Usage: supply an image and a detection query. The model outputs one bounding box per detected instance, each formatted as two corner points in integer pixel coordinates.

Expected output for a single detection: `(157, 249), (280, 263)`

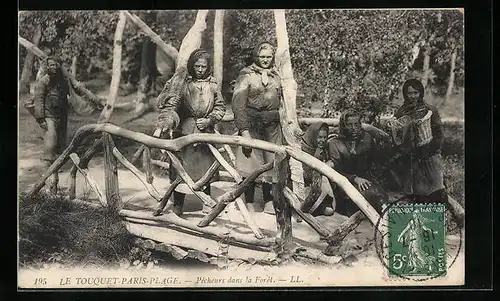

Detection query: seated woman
(300, 122), (335, 216)
(155, 49), (226, 216)
(328, 110), (388, 216)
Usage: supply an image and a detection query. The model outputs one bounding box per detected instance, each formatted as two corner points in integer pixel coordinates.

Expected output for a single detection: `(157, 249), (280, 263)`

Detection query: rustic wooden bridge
(23, 121), (397, 266)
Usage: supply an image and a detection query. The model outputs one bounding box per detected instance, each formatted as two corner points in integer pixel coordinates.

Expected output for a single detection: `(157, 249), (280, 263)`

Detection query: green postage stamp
(387, 203), (447, 278)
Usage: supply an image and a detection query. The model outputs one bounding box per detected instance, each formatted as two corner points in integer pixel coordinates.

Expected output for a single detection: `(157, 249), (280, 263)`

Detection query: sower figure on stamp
(300, 122), (336, 216)
(328, 110), (389, 216)
(232, 42), (284, 214)
(32, 57), (71, 194)
(388, 79), (447, 204)
(155, 49), (226, 216)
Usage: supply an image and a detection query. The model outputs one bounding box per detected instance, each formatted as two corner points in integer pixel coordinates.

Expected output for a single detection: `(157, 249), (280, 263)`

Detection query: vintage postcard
(17, 8), (465, 289)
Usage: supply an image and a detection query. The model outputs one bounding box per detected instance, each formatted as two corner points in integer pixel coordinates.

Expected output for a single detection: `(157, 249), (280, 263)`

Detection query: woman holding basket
(389, 79), (448, 204)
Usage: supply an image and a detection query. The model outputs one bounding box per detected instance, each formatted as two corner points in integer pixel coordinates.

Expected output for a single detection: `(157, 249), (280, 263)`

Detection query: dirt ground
(17, 94), (464, 282)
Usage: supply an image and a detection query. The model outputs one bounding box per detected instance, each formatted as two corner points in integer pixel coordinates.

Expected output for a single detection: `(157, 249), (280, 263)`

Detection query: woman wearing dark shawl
(232, 41), (283, 214)
(390, 79), (447, 203)
(300, 122), (335, 216)
(156, 49), (226, 216)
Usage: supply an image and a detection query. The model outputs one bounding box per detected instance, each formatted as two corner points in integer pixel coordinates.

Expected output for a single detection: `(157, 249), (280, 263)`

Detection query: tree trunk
(273, 9), (306, 201)
(213, 10), (224, 89)
(421, 45), (431, 88)
(19, 26), (42, 94)
(98, 11), (127, 123)
(444, 44), (457, 105)
(71, 55), (78, 77)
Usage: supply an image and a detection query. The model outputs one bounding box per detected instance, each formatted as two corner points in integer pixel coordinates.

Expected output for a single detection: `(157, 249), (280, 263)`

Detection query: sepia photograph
(17, 8), (465, 288)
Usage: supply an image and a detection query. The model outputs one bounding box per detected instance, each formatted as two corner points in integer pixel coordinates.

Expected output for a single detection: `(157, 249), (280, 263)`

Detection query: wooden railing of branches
(24, 122), (390, 258)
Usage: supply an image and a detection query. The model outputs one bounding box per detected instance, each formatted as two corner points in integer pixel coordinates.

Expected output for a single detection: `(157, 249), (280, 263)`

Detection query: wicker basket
(388, 115), (413, 146)
(415, 110), (433, 147)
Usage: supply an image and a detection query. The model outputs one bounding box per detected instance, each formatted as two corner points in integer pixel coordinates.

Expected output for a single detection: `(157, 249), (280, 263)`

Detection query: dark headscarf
(395, 79), (428, 118)
(338, 109), (362, 139)
(252, 41), (276, 68)
(187, 49), (212, 80)
(301, 122), (329, 156)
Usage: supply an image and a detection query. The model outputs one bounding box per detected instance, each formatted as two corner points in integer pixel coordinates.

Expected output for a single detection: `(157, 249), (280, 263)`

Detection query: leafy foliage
(18, 9), (463, 119)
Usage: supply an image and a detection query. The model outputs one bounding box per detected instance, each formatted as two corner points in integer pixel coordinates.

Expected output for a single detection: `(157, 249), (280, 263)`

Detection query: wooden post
(273, 9), (306, 201)
(272, 151), (293, 245)
(143, 147), (154, 184)
(68, 137), (103, 200)
(69, 153), (107, 207)
(103, 134), (121, 211)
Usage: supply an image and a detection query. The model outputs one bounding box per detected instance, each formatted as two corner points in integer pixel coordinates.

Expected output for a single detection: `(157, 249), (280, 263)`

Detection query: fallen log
(69, 153), (107, 207)
(120, 209), (274, 248)
(112, 147), (161, 201)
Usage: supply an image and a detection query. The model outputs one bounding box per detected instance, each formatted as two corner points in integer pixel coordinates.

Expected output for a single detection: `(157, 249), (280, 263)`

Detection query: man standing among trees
(32, 56), (71, 194)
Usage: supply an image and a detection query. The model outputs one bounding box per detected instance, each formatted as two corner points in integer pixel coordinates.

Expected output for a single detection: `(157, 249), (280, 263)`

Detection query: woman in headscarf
(300, 122), (335, 216)
(232, 41), (283, 214)
(328, 109), (388, 216)
(156, 49), (226, 216)
(390, 79), (447, 204)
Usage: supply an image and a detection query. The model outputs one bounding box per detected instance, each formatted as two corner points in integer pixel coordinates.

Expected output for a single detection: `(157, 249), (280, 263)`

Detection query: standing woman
(390, 79), (447, 204)
(156, 49), (226, 216)
(232, 42), (283, 214)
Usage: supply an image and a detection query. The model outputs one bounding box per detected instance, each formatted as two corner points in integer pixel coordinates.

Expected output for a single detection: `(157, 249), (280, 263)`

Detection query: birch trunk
(444, 44), (457, 104)
(213, 10), (224, 89)
(273, 9), (306, 201)
(71, 55), (78, 77)
(98, 11), (127, 123)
